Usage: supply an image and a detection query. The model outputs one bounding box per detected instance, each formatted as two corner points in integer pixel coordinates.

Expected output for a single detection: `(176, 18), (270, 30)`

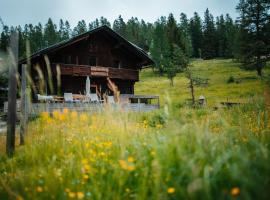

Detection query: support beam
(20, 64), (28, 145)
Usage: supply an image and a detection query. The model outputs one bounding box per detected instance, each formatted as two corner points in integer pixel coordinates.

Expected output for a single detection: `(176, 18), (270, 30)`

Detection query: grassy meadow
(0, 59), (270, 200)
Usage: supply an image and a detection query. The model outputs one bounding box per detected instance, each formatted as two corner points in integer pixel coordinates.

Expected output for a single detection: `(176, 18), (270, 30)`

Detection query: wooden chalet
(18, 25), (159, 112)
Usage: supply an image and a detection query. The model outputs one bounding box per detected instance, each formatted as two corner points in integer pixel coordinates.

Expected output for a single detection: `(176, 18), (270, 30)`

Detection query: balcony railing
(52, 63), (139, 81)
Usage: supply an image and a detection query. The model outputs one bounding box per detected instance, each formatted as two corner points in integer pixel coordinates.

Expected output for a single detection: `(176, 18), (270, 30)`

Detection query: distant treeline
(0, 9), (237, 60)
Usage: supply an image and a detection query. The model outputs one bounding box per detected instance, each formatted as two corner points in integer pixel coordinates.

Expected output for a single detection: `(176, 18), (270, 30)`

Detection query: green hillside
(136, 59), (268, 107)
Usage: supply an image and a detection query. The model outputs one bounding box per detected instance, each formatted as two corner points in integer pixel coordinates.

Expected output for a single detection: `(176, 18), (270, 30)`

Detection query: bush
(148, 112), (167, 127)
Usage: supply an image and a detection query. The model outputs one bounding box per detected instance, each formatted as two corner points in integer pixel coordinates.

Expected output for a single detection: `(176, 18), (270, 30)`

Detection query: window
(89, 57), (96, 66)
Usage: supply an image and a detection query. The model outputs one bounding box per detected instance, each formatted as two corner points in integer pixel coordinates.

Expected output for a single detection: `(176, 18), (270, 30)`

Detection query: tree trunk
(187, 70), (195, 106)
(190, 78), (195, 106)
(256, 56), (262, 77)
(170, 77), (174, 87)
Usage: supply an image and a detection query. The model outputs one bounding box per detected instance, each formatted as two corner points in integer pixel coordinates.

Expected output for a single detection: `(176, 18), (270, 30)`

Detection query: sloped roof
(19, 25), (154, 66)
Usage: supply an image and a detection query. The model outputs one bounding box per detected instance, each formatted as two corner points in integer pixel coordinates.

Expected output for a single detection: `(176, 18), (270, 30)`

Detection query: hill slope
(135, 59), (268, 107)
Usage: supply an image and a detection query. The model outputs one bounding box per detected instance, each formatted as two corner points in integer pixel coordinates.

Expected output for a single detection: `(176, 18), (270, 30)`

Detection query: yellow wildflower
(36, 186), (43, 193)
(156, 124), (163, 129)
(125, 188), (130, 193)
(81, 159), (88, 164)
(58, 113), (66, 121)
(83, 174), (89, 180)
(119, 160), (128, 169)
(16, 196), (24, 200)
(80, 114), (88, 122)
(68, 191), (76, 198)
(127, 165), (135, 171)
(77, 192), (84, 199)
(100, 152), (106, 157)
(71, 111), (78, 119)
(127, 156), (135, 163)
(231, 187), (240, 197)
(167, 187), (175, 194)
(63, 108), (69, 115)
(83, 164), (91, 172)
(41, 112), (49, 120)
(52, 110), (60, 119)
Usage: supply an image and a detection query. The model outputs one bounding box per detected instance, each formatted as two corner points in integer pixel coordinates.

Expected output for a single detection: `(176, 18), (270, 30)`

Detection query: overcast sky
(0, 0), (239, 29)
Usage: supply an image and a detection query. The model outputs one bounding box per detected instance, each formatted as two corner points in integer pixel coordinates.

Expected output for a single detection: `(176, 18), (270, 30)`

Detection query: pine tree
(189, 12), (203, 58)
(236, 0), (270, 76)
(216, 15), (227, 57)
(150, 17), (169, 75)
(0, 25), (9, 52)
(113, 15), (127, 37)
(73, 20), (87, 36)
(224, 14), (236, 58)
(17, 25), (26, 59)
(166, 13), (180, 53)
(44, 18), (58, 47)
(99, 17), (111, 27)
(59, 19), (70, 40)
(126, 17), (140, 44)
(34, 23), (44, 51)
(202, 8), (216, 59)
(179, 13), (193, 57)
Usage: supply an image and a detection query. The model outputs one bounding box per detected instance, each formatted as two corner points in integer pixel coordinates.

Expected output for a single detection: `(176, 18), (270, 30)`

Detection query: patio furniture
(90, 93), (99, 103)
(108, 96), (115, 104)
(37, 94), (54, 102)
(64, 93), (74, 102)
(53, 96), (64, 103)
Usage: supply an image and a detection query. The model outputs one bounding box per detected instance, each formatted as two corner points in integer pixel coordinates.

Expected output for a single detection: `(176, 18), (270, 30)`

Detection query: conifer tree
(236, 0), (270, 76)
(179, 13), (193, 57)
(113, 15), (127, 37)
(150, 16), (169, 75)
(189, 12), (203, 58)
(202, 8), (216, 59)
(73, 20), (87, 36)
(44, 18), (58, 47)
(0, 25), (9, 52)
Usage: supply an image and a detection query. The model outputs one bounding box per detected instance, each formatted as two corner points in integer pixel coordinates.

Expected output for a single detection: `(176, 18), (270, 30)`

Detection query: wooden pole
(20, 64), (28, 145)
(6, 31), (18, 157)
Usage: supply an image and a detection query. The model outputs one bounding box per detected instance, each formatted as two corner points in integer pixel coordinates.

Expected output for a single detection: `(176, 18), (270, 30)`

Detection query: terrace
(53, 63), (139, 81)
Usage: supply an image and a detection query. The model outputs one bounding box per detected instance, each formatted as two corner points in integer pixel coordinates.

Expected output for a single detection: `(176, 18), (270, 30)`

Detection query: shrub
(148, 112), (167, 127)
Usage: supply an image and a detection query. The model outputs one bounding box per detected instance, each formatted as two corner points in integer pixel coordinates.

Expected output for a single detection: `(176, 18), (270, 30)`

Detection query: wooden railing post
(6, 31), (18, 157)
(20, 64), (28, 145)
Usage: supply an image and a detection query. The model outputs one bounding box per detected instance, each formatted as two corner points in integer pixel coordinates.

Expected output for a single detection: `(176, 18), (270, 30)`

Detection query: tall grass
(0, 97), (269, 200)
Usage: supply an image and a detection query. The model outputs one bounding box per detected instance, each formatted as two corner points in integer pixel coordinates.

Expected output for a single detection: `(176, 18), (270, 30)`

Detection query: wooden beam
(20, 64), (28, 145)
(6, 31), (18, 157)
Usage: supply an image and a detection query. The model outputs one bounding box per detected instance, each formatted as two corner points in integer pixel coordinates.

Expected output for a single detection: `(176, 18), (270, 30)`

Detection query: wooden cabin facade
(19, 26), (154, 100)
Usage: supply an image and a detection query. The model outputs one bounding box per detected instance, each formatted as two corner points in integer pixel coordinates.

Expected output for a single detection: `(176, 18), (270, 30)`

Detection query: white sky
(0, 0), (239, 28)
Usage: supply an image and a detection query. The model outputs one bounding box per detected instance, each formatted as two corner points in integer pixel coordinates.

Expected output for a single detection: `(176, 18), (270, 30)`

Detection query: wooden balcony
(52, 63), (139, 81)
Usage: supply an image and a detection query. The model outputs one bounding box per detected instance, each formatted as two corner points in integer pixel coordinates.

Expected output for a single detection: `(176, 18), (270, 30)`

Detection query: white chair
(64, 93), (73, 102)
(90, 93), (99, 102)
(37, 94), (54, 102)
(108, 96), (115, 104)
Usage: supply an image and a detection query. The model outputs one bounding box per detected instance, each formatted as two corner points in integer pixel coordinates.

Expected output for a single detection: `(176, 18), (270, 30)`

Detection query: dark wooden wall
(50, 33), (142, 69)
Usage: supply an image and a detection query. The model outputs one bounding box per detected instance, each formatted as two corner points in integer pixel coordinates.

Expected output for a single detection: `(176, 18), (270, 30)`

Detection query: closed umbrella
(86, 76), (91, 99)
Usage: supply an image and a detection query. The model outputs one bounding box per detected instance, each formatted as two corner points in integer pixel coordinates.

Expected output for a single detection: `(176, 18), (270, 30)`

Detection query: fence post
(20, 64), (28, 145)
(6, 31), (18, 157)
